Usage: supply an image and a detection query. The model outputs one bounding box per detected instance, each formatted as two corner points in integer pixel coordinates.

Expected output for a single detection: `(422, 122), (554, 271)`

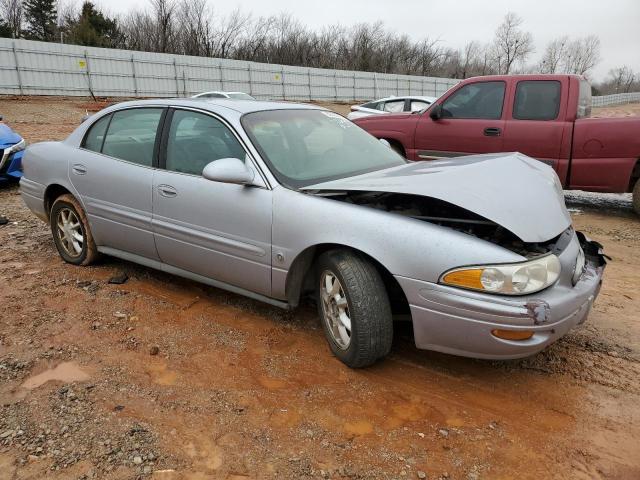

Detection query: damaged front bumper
(395, 231), (606, 360)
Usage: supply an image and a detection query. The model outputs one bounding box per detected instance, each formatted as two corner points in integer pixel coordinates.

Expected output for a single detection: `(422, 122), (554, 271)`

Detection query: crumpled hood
(302, 152), (571, 243)
(0, 123), (22, 147)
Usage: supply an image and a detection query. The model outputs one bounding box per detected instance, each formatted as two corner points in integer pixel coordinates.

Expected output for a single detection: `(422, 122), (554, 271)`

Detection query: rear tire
(50, 194), (98, 266)
(633, 178), (640, 216)
(316, 249), (393, 368)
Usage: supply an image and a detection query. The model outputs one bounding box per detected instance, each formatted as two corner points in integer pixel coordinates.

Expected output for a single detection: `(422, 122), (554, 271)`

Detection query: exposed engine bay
(317, 190), (566, 257)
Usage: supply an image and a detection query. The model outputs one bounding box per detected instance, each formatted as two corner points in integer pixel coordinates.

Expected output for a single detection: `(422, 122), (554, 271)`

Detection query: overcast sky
(103, 0), (639, 81)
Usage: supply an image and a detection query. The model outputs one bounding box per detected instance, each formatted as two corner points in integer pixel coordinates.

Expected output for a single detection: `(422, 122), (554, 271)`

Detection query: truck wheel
(50, 194), (98, 266)
(634, 178), (640, 215)
(316, 249), (393, 368)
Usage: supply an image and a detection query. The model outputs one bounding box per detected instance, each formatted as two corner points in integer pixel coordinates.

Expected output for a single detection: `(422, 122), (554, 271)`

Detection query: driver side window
(441, 81), (506, 119)
(165, 110), (246, 176)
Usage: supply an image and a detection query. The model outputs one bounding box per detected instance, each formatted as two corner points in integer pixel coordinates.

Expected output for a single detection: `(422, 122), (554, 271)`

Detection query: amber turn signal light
(491, 329), (534, 341)
(441, 269), (484, 290)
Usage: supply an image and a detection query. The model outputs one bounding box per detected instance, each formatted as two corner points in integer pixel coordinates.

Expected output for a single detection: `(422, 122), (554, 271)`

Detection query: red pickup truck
(353, 74), (640, 214)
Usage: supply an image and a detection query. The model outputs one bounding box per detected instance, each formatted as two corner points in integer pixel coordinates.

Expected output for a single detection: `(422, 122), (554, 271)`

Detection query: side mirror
(429, 104), (443, 121)
(379, 138), (391, 149)
(202, 158), (255, 185)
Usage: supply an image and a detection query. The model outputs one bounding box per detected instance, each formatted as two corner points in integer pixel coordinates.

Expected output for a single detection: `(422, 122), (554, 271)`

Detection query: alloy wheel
(56, 207), (84, 257)
(320, 270), (352, 349)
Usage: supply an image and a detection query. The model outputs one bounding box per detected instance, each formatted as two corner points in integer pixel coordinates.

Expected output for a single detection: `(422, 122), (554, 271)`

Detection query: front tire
(50, 194), (98, 266)
(633, 178), (640, 216)
(316, 250), (393, 368)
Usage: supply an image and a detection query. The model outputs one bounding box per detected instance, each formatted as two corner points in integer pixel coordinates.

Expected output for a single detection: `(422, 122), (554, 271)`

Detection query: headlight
(6, 138), (26, 154)
(440, 254), (561, 295)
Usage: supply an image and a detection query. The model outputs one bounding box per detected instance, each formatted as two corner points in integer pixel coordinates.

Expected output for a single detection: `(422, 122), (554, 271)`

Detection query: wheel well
(629, 159), (640, 192)
(44, 184), (72, 218)
(383, 138), (406, 158)
(285, 244), (410, 315)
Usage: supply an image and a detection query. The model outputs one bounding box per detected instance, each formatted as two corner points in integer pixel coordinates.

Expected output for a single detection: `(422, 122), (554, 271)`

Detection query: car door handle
(157, 184), (177, 198)
(72, 164), (87, 175)
(483, 127), (502, 137)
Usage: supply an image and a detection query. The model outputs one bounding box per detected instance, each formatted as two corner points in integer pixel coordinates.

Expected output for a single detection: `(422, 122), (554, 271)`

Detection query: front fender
(271, 187), (523, 301)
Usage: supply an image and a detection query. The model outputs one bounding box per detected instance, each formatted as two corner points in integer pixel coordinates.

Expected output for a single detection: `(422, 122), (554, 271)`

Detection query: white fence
(592, 92), (640, 107)
(0, 38), (459, 102)
(1, 39), (637, 107)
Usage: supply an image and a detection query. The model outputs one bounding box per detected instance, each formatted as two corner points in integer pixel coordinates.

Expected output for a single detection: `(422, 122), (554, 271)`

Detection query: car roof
(365, 95), (436, 103)
(193, 91), (249, 96)
(99, 98), (325, 115)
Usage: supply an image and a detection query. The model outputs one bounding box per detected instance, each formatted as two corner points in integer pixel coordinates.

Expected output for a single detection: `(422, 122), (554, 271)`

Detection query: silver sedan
(20, 99), (606, 367)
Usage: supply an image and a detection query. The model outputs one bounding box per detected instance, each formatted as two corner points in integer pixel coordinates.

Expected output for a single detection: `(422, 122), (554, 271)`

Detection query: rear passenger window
(82, 114), (111, 152)
(165, 110), (245, 176)
(383, 100), (405, 113)
(101, 108), (163, 166)
(513, 81), (561, 120)
(410, 100), (430, 112)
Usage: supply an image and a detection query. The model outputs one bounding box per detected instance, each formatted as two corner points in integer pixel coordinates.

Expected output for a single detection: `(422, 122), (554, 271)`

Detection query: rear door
(151, 108), (272, 296)
(71, 107), (165, 260)
(502, 78), (572, 178)
(414, 80), (507, 160)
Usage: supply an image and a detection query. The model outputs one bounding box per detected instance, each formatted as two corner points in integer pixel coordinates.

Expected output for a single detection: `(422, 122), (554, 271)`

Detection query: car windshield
(227, 93), (255, 100)
(242, 109), (406, 188)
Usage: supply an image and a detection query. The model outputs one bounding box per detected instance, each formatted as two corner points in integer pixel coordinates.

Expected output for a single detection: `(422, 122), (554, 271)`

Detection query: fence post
(130, 55), (138, 96)
(353, 71), (356, 102)
(281, 66), (286, 100)
(11, 42), (23, 95)
(219, 62), (224, 90)
(334, 70), (338, 102)
(308, 68), (312, 101)
(173, 58), (179, 96)
(182, 71), (187, 97)
(373, 73), (378, 99)
(84, 51), (95, 99)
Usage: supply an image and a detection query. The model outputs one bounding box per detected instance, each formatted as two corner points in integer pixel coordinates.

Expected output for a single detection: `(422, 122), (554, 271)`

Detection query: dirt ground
(0, 97), (639, 480)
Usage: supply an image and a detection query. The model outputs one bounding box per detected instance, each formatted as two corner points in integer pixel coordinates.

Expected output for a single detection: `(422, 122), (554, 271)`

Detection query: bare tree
(539, 36), (568, 74)
(120, 9), (156, 52)
(234, 15), (275, 62)
(608, 66), (636, 93)
(492, 12), (534, 74)
(176, 0), (211, 56)
(562, 35), (600, 76)
(149, 0), (175, 53)
(210, 8), (250, 59)
(0, 0), (22, 38)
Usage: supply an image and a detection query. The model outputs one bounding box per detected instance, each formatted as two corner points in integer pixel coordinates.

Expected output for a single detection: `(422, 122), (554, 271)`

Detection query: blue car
(0, 115), (25, 183)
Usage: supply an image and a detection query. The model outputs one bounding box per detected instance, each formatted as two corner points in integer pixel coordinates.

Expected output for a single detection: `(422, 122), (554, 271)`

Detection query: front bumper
(395, 232), (606, 359)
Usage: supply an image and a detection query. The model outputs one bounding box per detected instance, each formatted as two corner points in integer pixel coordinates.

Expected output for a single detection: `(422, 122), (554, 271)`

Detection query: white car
(192, 91), (256, 100)
(347, 96), (438, 120)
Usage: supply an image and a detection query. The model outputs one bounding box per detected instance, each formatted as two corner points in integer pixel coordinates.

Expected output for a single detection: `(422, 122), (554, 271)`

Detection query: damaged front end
(312, 190), (564, 257)
(301, 153), (606, 358)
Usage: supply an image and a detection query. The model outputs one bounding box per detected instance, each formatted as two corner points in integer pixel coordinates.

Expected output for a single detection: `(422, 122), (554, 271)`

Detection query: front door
(152, 108), (272, 296)
(70, 107), (165, 260)
(415, 80), (507, 160)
